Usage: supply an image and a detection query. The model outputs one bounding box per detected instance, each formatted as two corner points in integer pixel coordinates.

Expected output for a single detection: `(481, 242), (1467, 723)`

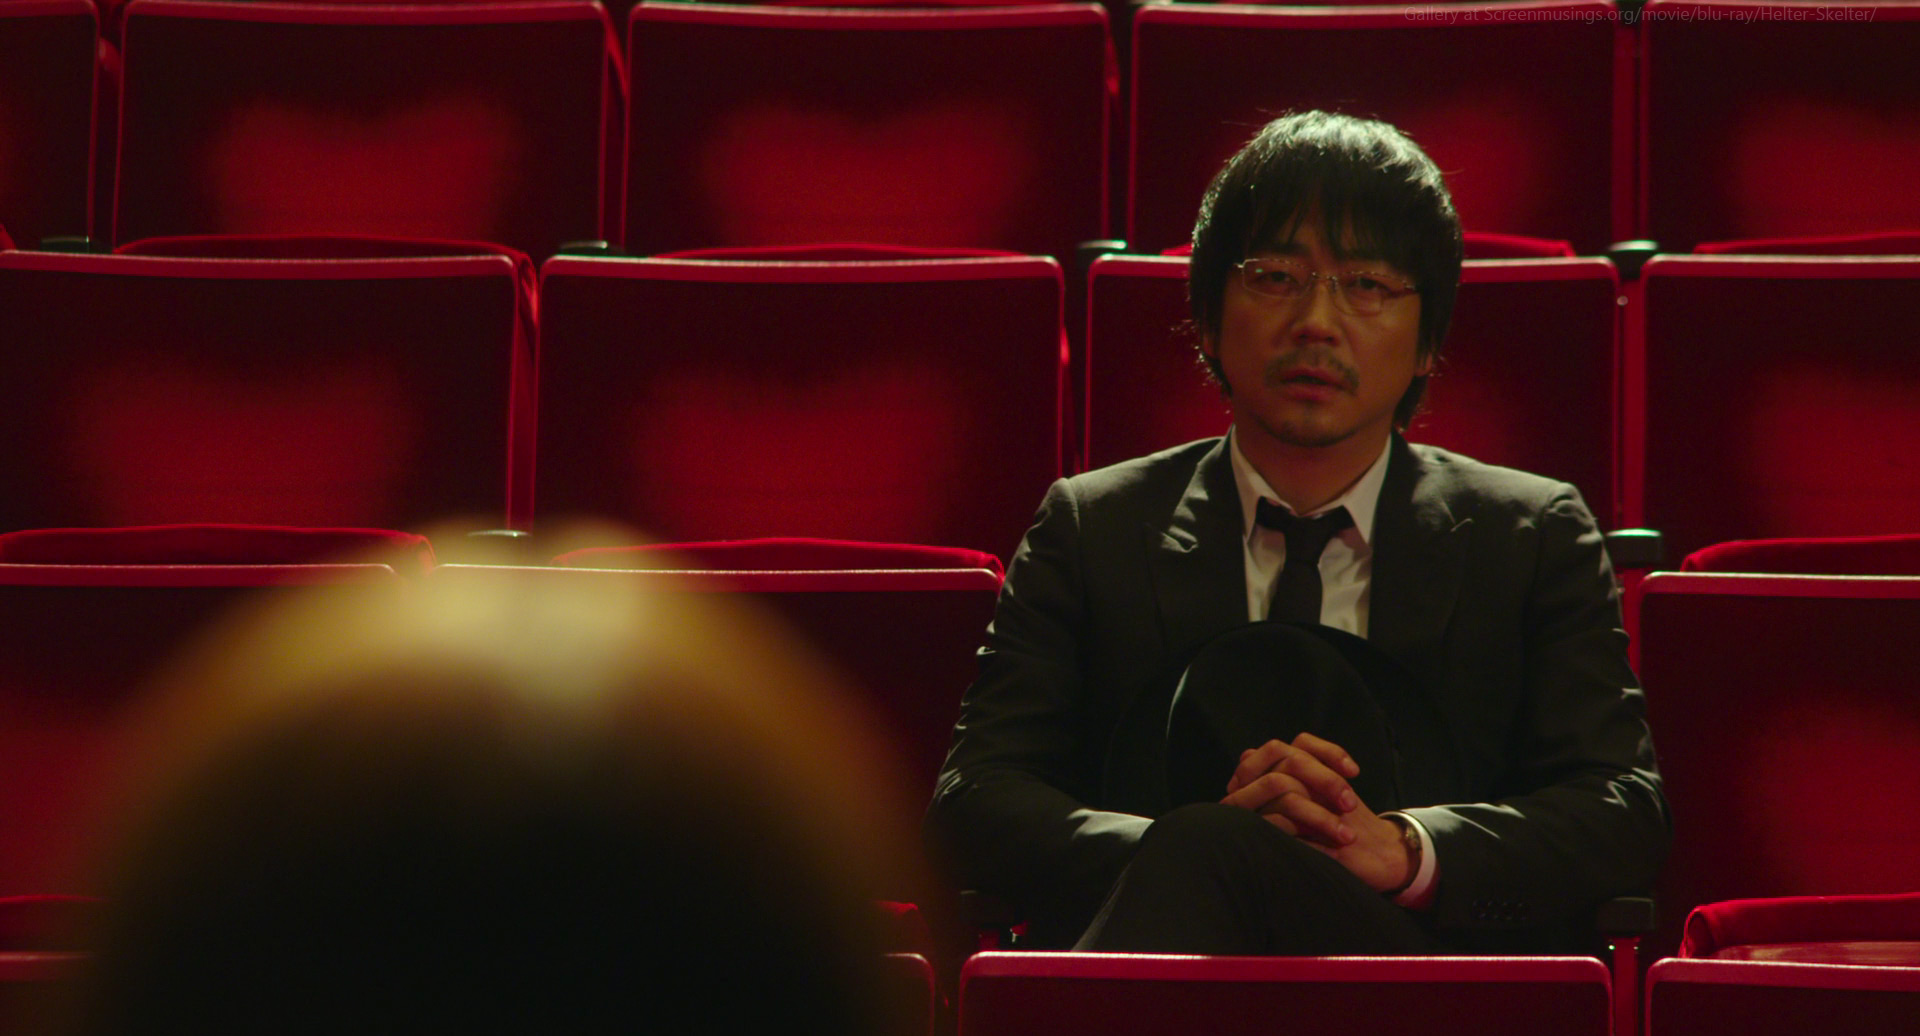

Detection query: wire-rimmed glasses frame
(1232, 256), (1420, 316)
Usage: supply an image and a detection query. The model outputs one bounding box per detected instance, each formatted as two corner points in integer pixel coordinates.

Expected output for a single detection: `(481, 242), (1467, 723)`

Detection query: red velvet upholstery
(556, 538), (1005, 582)
(113, 0), (616, 258)
(0, 525), (436, 576)
(1647, 958), (1920, 1036)
(1695, 231), (1920, 256)
(431, 562), (998, 827)
(1129, 3), (1628, 255)
(958, 953), (1612, 1036)
(0, 0), (96, 248)
(1084, 254), (1622, 526)
(534, 254), (1064, 559)
(1623, 255), (1920, 561)
(115, 233), (534, 263)
(1463, 232), (1579, 259)
(0, 563), (403, 897)
(1681, 535), (1920, 576)
(1636, 573), (1920, 960)
(0, 250), (530, 532)
(623, 2), (1111, 261)
(1682, 893), (1920, 964)
(1640, 1), (1920, 251)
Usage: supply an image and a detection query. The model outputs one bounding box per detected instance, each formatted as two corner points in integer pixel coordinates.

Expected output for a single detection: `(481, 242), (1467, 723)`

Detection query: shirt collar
(1229, 430), (1392, 549)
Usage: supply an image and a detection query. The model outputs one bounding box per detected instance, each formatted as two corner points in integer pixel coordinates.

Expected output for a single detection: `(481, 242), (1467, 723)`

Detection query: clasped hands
(1222, 732), (1412, 894)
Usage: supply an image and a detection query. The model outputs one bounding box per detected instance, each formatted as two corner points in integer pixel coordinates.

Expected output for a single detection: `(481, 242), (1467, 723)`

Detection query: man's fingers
(1291, 731), (1361, 778)
(1221, 773), (1356, 845)
(1227, 736), (1363, 815)
(1228, 739), (1293, 793)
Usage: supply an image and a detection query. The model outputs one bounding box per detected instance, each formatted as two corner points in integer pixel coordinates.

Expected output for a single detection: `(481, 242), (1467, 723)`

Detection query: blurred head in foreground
(66, 552), (927, 1034)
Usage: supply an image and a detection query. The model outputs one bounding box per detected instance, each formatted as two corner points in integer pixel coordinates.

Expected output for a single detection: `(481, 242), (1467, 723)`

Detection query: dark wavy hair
(1189, 111), (1464, 429)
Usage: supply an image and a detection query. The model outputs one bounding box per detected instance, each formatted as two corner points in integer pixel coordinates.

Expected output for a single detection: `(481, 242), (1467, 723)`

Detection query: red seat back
(0, 0), (97, 248)
(1637, 573), (1920, 958)
(0, 250), (530, 532)
(1648, 958), (1920, 1036)
(114, 0), (615, 258)
(1639, 1), (1920, 250)
(534, 253), (1064, 558)
(1624, 255), (1920, 559)
(1129, 3), (1628, 255)
(622, 2), (1111, 261)
(959, 953), (1612, 1036)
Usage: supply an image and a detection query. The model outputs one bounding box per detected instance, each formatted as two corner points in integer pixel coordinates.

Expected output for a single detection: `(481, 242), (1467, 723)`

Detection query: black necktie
(1256, 500), (1353, 625)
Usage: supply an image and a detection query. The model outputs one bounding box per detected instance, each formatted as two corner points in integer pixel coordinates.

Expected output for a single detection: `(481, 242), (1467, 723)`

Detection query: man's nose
(1292, 273), (1343, 333)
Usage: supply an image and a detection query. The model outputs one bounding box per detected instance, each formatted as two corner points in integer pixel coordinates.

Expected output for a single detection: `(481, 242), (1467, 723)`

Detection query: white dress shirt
(1226, 432), (1438, 907)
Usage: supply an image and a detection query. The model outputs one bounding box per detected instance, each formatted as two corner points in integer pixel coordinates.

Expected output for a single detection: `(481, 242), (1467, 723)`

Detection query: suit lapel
(1102, 440), (1247, 813)
(1368, 436), (1472, 685)
(1146, 439), (1249, 662)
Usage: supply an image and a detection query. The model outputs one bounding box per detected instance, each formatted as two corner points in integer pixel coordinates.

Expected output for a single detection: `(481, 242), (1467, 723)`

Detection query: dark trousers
(1073, 803), (1446, 955)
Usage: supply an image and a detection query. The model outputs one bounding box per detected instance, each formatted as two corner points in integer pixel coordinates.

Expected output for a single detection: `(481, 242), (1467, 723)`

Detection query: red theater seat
(1623, 254), (1920, 561)
(1647, 958), (1920, 1036)
(0, 562), (403, 898)
(533, 252), (1064, 559)
(1694, 230), (1920, 257)
(112, 0), (616, 258)
(622, 2), (1111, 261)
(0, 0), (97, 248)
(1681, 534), (1920, 576)
(1128, 2), (1628, 255)
(0, 525), (437, 575)
(958, 953), (1612, 1036)
(0, 250), (531, 533)
(555, 536), (1004, 581)
(1639, 1), (1920, 251)
(1681, 893), (1920, 966)
(1084, 254), (1622, 526)
(1636, 573), (1920, 960)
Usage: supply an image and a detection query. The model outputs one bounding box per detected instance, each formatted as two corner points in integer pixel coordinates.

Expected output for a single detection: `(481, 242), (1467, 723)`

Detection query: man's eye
(1345, 274), (1394, 296)
(1252, 266), (1305, 290)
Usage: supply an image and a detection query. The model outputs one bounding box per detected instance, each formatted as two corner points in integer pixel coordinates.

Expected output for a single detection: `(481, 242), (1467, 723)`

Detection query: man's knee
(1133, 802), (1312, 879)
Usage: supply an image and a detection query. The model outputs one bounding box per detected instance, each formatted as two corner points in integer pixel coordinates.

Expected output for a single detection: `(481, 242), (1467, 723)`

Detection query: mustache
(1263, 351), (1360, 392)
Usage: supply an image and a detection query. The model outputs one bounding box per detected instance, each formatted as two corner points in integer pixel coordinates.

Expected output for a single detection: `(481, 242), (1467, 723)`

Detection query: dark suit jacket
(928, 435), (1670, 948)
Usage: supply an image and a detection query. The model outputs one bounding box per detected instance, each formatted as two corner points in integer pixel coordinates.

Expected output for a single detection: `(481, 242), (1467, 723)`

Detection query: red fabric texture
(657, 243), (1023, 262)
(115, 234), (533, 264)
(623, 4), (1110, 262)
(1695, 231), (1920, 256)
(0, 525), (435, 575)
(1681, 893), (1920, 959)
(555, 538), (1004, 580)
(1461, 232), (1577, 259)
(874, 900), (936, 957)
(1682, 535), (1920, 576)
(1158, 232), (1574, 260)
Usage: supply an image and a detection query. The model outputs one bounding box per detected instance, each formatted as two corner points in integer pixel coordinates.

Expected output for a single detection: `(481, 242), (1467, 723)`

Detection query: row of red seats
(4, 0), (1918, 257)
(3, 535), (1919, 1034)
(4, 243), (1918, 568)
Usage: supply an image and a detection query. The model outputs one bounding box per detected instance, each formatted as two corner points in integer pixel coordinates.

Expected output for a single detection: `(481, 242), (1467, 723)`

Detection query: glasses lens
(1340, 273), (1399, 315)
(1241, 259), (1310, 299)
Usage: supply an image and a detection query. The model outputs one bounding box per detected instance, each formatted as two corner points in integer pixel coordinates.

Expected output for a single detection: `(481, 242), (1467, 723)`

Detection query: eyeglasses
(1234, 257), (1419, 316)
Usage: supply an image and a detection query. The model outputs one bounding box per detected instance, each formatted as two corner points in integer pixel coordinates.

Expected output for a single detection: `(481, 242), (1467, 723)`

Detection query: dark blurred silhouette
(58, 533), (930, 1034)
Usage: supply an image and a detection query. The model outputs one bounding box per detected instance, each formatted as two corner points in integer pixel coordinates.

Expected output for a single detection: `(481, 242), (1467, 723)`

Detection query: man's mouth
(1272, 365), (1353, 391)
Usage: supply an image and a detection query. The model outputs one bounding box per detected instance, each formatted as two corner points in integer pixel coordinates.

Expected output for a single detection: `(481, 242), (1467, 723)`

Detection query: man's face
(1201, 219), (1428, 457)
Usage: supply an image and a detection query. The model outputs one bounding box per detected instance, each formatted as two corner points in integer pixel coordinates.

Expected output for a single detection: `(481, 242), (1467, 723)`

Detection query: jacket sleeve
(1405, 486), (1672, 934)
(925, 478), (1151, 933)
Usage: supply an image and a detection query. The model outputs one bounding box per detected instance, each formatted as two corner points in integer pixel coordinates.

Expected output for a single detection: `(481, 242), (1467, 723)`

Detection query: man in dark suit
(927, 111), (1669, 953)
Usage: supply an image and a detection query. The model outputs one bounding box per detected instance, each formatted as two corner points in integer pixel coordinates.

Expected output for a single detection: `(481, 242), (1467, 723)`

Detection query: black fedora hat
(1165, 621), (1451, 813)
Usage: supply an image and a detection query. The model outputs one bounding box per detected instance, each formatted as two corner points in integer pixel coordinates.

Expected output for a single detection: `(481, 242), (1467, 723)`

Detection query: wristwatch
(1382, 811), (1422, 897)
